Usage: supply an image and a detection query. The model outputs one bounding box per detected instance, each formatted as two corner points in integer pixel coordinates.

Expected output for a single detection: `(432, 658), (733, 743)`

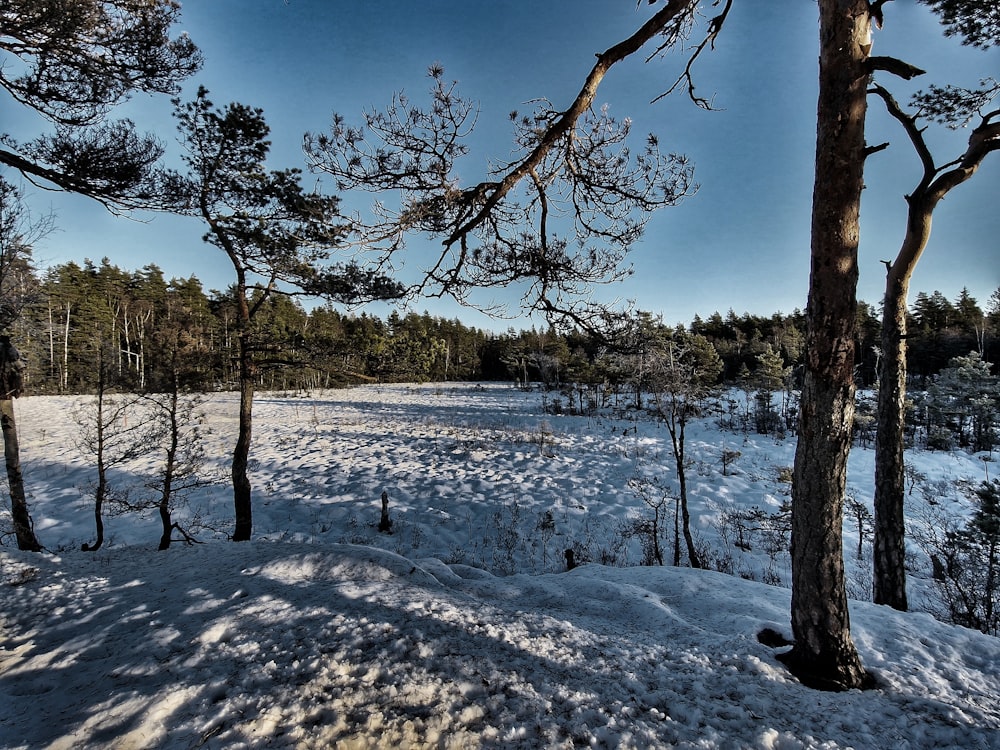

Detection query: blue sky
(11, 0), (1000, 329)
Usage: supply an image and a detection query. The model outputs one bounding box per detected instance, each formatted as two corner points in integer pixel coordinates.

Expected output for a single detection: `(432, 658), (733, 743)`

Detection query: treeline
(7, 258), (999, 395)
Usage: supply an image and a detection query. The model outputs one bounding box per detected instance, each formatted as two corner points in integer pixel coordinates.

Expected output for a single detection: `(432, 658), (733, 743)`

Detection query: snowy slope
(1, 383), (997, 748)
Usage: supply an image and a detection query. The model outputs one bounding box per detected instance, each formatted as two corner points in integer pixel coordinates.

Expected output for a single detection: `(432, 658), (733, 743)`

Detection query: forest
(7, 257), (999, 399)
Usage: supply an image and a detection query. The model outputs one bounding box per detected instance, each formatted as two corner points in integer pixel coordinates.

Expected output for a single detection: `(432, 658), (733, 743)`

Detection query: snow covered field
(1, 383), (998, 748)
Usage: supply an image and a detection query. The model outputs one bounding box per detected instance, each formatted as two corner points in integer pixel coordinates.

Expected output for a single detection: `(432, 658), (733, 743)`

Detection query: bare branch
(864, 141), (891, 157)
(652, 0), (734, 107)
(869, 82), (937, 193)
(866, 56), (926, 80)
(306, 0), (702, 325)
(873, 79), (1000, 204)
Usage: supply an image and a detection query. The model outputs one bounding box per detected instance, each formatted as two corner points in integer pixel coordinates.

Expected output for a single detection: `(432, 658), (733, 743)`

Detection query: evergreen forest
(9, 258), (999, 428)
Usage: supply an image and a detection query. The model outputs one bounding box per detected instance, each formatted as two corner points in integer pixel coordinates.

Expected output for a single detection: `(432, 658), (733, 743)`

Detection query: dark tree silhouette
(1, 0), (201, 208)
(0, 178), (49, 551)
(1, 335), (41, 550)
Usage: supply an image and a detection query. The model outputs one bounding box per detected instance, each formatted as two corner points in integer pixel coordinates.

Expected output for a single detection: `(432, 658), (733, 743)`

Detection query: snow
(1, 383), (998, 749)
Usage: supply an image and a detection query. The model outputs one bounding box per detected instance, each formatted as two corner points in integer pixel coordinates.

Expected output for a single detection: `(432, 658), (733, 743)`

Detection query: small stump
(378, 490), (393, 533)
(564, 549), (576, 571)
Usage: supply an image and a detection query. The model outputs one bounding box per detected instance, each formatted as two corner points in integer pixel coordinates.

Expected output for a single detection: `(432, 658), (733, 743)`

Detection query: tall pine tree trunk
(780, 0), (869, 691)
(869, 85), (1000, 610)
(873, 239), (921, 611)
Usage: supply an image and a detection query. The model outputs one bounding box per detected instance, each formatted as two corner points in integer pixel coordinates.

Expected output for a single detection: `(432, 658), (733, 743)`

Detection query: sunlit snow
(1, 383), (997, 748)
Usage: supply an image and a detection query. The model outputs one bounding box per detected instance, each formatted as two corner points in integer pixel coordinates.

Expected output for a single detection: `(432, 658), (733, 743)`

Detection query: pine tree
(927, 352), (998, 451)
(1, 0), (201, 207)
(169, 87), (403, 541)
(752, 344), (789, 435)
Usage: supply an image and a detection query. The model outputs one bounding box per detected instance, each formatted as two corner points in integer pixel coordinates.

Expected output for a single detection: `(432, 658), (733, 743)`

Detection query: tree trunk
(667, 415), (701, 569)
(873, 257), (916, 610)
(677, 446), (702, 568)
(673, 495), (681, 567)
(678, 468), (700, 569)
(83, 368), (109, 552)
(47, 303), (55, 381)
(232, 330), (254, 541)
(158, 381), (180, 551)
(158, 504), (173, 551)
(986, 532), (997, 631)
(1, 399), (42, 551)
(62, 302), (70, 391)
(780, 0), (870, 691)
(86, 472), (106, 552)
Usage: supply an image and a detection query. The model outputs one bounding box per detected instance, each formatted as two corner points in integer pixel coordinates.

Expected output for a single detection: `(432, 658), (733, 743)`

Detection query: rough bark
(1, 399), (42, 551)
(779, 0), (871, 691)
(870, 83), (1000, 610)
(873, 232), (919, 611)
